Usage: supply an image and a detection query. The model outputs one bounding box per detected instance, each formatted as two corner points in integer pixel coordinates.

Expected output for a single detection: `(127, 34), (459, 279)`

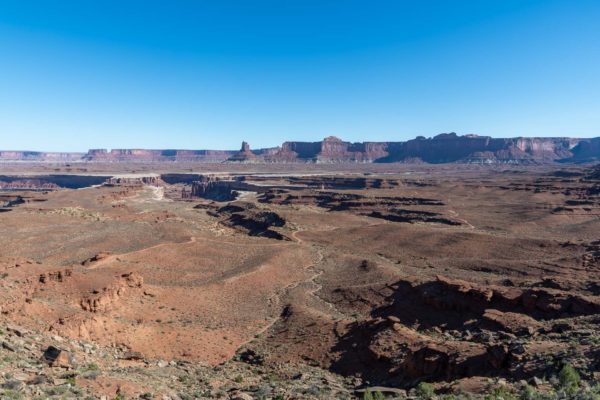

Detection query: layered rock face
(0, 151), (85, 162)
(83, 149), (235, 162)
(568, 137), (600, 162)
(2, 133), (599, 163)
(263, 136), (388, 162)
(379, 133), (580, 163)
(0, 179), (61, 191)
(227, 142), (258, 162)
(105, 175), (162, 186)
(244, 134), (593, 164)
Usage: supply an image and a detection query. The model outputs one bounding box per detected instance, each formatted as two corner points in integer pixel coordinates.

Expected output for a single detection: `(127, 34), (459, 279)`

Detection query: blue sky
(0, 0), (599, 151)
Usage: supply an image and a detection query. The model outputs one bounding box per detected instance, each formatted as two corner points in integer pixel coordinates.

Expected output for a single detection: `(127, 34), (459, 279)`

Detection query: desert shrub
(374, 391), (386, 400)
(83, 362), (99, 371)
(558, 364), (580, 393)
(484, 386), (518, 400)
(363, 390), (386, 400)
(519, 384), (539, 400)
(416, 382), (436, 399)
(1, 390), (23, 400)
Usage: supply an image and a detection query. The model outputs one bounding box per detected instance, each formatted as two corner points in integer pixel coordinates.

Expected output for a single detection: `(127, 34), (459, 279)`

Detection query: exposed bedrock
(83, 148), (236, 162)
(183, 175), (275, 201)
(105, 175), (163, 186)
(0, 175), (110, 189)
(3, 134), (599, 163)
(80, 272), (144, 313)
(207, 202), (289, 240)
(257, 134), (596, 163)
(227, 141), (259, 163)
(329, 274), (600, 386)
(0, 151), (84, 161)
(260, 188), (459, 225)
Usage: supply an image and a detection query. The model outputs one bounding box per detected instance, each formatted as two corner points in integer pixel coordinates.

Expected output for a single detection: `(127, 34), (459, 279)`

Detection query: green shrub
(484, 386), (517, 400)
(519, 384), (538, 400)
(363, 389), (386, 400)
(374, 391), (386, 400)
(83, 362), (100, 371)
(416, 382), (436, 399)
(558, 364), (580, 393)
(1, 390), (23, 400)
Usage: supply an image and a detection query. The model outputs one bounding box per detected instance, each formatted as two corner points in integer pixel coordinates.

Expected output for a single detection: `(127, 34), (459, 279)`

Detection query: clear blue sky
(0, 0), (599, 151)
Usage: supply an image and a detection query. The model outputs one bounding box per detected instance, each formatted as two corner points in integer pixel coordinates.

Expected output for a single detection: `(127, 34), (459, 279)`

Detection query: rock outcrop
(207, 202), (289, 240)
(80, 273), (143, 313)
(227, 142), (258, 163)
(83, 149), (236, 162)
(263, 136), (389, 163)
(250, 134), (588, 163)
(42, 346), (75, 368)
(2, 134), (600, 163)
(0, 151), (84, 162)
(105, 175), (162, 186)
(377, 133), (580, 164)
(251, 134), (596, 163)
(568, 138), (600, 162)
(186, 175), (240, 201)
(0, 179), (61, 191)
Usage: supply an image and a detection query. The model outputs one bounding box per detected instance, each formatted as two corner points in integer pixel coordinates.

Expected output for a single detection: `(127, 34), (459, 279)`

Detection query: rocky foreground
(2, 320), (600, 399)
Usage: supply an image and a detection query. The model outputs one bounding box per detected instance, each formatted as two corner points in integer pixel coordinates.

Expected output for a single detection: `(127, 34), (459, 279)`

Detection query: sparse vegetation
(82, 362), (100, 371)
(1, 162), (600, 400)
(558, 363), (580, 393)
(1, 390), (23, 400)
(416, 382), (436, 399)
(484, 386), (517, 400)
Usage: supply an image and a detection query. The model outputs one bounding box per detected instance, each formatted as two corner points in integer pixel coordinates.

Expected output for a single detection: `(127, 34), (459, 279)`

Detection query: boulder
(42, 346), (74, 368)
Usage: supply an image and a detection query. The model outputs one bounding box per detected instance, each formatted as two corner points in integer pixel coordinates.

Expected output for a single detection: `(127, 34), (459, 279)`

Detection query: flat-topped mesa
(269, 136), (388, 163)
(0, 151), (85, 162)
(105, 174), (162, 186)
(262, 134), (576, 163)
(83, 149), (236, 162)
(381, 133), (581, 164)
(2, 133), (600, 163)
(0, 179), (62, 191)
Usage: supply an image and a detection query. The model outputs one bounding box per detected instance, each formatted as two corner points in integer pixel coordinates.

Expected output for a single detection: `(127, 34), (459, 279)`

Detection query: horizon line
(1, 132), (597, 153)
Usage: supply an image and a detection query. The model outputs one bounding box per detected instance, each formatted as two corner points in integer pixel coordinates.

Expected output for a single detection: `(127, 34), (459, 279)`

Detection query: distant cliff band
(2, 133), (600, 163)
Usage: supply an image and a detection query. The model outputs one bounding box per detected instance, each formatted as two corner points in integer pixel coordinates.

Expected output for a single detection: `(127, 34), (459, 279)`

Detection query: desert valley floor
(0, 162), (599, 399)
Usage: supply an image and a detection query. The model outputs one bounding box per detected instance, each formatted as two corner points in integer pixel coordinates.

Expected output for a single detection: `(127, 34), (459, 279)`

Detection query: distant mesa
(1, 133), (600, 164)
(81, 148), (236, 163)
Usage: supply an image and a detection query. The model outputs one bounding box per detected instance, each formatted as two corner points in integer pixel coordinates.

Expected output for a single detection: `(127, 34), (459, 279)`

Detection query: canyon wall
(255, 134), (592, 164)
(83, 149), (236, 162)
(1, 134), (599, 163)
(376, 133), (580, 164)
(0, 151), (85, 162)
(567, 137), (600, 162)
